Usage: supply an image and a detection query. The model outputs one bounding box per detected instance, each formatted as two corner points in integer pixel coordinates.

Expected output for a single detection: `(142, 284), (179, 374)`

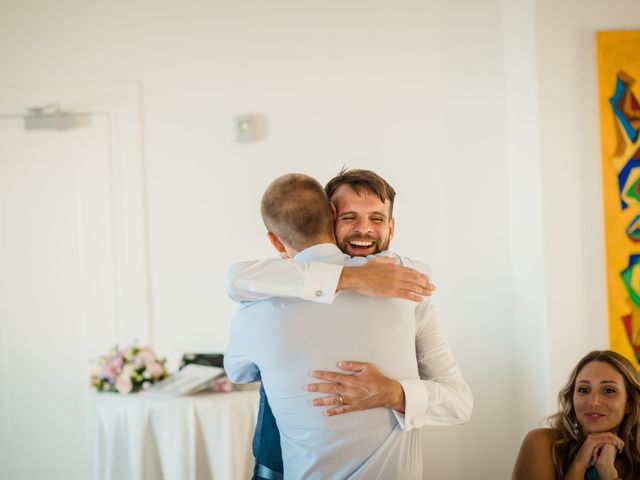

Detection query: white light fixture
(235, 114), (266, 143)
(24, 104), (89, 130)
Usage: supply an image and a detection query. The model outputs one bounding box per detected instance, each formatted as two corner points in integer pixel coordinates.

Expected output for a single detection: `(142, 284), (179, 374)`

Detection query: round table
(91, 389), (259, 480)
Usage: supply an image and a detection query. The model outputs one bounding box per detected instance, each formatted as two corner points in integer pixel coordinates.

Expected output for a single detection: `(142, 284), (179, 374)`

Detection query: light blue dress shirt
(225, 243), (426, 479)
(225, 244), (473, 431)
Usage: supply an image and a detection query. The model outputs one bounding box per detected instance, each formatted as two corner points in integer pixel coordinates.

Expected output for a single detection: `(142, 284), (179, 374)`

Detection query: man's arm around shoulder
(226, 258), (342, 304)
(226, 255), (434, 304)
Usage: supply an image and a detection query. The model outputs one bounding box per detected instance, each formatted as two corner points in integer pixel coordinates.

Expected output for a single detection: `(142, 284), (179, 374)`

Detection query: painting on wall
(597, 31), (640, 367)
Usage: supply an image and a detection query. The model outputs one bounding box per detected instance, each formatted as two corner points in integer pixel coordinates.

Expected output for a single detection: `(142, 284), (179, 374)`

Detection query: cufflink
(315, 290), (323, 297)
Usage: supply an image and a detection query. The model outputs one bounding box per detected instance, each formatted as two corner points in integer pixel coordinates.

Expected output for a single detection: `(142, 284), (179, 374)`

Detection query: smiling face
(331, 184), (395, 257)
(573, 361), (629, 435)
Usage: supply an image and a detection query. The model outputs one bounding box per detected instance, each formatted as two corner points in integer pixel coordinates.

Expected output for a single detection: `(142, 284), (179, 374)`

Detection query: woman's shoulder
(513, 428), (559, 480)
(523, 428), (559, 445)
(521, 428), (560, 451)
(524, 428), (559, 441)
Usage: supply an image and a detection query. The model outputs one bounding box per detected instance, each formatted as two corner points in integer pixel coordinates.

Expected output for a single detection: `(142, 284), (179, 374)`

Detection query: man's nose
(353, 218), (373, 233)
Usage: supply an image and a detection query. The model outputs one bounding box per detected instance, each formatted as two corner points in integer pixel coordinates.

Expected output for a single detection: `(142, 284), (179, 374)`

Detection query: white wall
(504, 0), (551, 450)
(535, 0), (640, 411)
(1, 0), (639, 477)
(502, 0), (640, 461)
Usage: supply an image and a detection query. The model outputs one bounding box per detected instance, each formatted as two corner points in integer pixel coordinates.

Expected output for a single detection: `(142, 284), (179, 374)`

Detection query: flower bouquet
(91, 344), (169, 394)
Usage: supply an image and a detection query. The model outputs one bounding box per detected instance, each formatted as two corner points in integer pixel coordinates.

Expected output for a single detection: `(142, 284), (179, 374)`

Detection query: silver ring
(337, 394), (344, 406)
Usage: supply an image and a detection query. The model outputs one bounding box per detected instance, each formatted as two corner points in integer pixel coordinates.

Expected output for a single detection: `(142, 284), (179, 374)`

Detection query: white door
(0, 84), (149, 480)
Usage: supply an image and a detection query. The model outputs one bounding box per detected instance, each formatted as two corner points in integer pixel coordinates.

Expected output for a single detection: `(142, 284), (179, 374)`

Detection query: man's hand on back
(305, 361), (406, 415)
(337, 257), (434, 302)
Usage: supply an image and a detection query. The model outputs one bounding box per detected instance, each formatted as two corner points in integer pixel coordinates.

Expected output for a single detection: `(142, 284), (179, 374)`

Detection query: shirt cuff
(300, 262), (343, 304)
(393, 379), (429, 431)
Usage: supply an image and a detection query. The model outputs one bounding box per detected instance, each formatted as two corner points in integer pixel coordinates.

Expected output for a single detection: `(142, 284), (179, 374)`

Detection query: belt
(254, 462), (284, 480)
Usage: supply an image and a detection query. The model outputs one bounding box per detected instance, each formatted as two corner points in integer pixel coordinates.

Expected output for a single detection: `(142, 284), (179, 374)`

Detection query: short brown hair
(261, 173), (334, 251)
(325, 168), (396, 216)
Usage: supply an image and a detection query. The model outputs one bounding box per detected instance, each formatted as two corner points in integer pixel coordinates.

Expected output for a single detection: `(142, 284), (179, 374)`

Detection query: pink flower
(115, 374), (133, 394)
(101, 364), (117, 381)
(110, 355), (124, 372)
(141, 345), (156, 356)
(146, 362), (165, 379)
(214, 377), (232, 393)
(137, 349), (156, 366)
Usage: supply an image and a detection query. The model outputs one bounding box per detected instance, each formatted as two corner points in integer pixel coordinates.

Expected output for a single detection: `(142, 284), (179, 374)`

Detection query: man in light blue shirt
(224, 173), (470, 479)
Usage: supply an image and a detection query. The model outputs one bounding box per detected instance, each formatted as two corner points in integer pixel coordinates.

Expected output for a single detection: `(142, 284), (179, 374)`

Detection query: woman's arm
(566, 433), (623, 480)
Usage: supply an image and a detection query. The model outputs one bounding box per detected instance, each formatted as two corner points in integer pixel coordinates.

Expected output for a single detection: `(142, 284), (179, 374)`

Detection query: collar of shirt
(293, 243), (348, 264)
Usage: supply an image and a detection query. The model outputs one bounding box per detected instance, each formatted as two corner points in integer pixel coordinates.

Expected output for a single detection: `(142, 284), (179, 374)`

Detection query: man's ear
(389, 217), (395, 240)
(267, 232), (287, 254)
(329, 202), (337, 219)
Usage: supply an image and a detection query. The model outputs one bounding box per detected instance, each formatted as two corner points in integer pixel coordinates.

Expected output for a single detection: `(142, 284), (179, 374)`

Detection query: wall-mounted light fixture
(23, 104), (90, 130)
(235, 114), (266, 143)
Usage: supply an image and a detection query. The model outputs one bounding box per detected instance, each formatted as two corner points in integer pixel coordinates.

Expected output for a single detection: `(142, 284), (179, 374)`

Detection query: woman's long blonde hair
(549, 350), (640, 478)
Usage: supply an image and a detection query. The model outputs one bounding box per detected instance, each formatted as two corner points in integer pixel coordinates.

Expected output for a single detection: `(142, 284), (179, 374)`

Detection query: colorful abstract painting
(597, 31), (640, 367)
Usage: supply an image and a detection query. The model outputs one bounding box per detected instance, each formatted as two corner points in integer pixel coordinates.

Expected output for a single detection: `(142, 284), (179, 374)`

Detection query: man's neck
(296, 237), (336, 252)
(283, 240), (335, 259)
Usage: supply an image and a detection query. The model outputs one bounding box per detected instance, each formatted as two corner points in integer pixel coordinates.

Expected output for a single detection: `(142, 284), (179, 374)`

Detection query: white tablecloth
(92, 389), (259, 480)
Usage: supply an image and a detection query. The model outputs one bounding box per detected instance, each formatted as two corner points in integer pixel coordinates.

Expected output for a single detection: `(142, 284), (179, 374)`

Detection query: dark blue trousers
(252, 384), (283, 479)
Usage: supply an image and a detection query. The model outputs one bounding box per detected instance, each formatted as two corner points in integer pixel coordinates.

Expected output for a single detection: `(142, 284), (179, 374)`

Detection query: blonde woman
(513, 350), (640, 480)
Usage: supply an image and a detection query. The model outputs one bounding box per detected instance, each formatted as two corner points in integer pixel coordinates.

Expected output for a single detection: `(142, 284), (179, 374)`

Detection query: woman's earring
(571, 420), (580, 435)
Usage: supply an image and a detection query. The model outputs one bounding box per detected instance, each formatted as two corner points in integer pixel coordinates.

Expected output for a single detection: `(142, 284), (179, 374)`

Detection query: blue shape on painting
(618, 157), (640, 209)
(610, 77), (639, 143)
